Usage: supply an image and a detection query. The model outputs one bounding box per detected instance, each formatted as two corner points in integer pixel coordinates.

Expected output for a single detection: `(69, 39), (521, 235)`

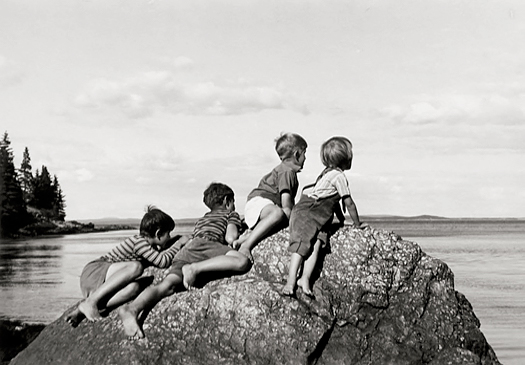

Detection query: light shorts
(244, 196), (275, 229)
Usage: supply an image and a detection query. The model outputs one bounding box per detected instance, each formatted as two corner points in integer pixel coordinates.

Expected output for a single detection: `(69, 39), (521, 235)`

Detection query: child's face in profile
(225, 198), (236, 212)
(341, 154), (353, 171)
(156, 231), (172, 248)
(296, 149), (307, 170)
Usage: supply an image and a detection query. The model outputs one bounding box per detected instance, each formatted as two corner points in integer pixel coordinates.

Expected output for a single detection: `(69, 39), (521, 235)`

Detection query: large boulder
(11, 226), (501, 365)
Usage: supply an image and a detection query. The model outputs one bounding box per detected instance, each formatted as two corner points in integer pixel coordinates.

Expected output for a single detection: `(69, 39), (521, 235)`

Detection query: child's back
(236, 133), (307, 261)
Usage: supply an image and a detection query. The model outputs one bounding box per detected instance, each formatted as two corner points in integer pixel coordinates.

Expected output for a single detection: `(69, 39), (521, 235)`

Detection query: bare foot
(78, 299), (103, 322)
(119, 305), (144, 340)
(238, 246), (254, 264)
(297, 278), (314, 297)
(182, 264), (198, 290)
(232, 230), (251, 249)
(282, 282), (296, 297)
(65, 307), (85, 327)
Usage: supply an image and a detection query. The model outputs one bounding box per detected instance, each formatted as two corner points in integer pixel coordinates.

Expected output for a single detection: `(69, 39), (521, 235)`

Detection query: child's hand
(350, 222), (368, 230)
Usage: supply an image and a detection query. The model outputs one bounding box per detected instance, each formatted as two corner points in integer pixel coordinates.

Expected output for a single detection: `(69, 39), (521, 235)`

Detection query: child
(118, 182), (250, 340)
(66, 206), (180, 326)
(283, 136), (366, 297)
(235, 132), (307, 262)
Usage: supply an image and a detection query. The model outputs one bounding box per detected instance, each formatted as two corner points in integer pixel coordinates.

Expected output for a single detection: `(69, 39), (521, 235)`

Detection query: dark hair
(320, 136), (353, 169)
(275, 133), (308, 160)
(203, 182), (235, 209)
(139, 205), (175, 238)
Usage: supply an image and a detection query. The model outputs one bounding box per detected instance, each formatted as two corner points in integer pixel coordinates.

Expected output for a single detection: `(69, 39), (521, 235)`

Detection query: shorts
(169, 237), (233, 277)
(80, 259), (112, 298)
(244, 196), (275, 229)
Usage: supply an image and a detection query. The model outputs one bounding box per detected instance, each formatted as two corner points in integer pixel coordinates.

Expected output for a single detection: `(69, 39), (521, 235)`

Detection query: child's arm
(280, 192), (294, 220)
(225, 223), (240, 246)
(342, 195), (364, 228)
(334, 202), (345, 225)
(134, 240), (180, 269)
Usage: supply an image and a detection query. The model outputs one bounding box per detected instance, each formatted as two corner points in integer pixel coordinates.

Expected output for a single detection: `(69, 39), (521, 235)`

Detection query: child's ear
(154, 229), (161, 239)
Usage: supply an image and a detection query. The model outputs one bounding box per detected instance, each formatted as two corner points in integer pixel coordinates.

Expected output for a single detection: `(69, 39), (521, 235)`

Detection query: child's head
(275, 133), (308, 162)
(320, 136), (353, 170)
(139, 205), (175, 239)
(203, 182), (235, 210)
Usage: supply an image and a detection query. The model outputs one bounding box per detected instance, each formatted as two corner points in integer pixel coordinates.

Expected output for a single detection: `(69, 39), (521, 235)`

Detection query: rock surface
(11, 226), (501, 365)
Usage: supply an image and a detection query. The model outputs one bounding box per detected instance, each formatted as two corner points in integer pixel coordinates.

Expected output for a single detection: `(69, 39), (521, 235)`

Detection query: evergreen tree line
(1, 131), (66, 237)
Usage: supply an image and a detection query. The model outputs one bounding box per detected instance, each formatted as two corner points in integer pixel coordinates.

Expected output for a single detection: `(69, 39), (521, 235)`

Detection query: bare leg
(283, 253), (303, 296)
(297, 239), (321, 297)
(78, 261), (143, 322)
(238, 205), (286, 261)
(105, 275), (154, 309)
(182, 251), (250, 290)
(118, 274), (183, 340)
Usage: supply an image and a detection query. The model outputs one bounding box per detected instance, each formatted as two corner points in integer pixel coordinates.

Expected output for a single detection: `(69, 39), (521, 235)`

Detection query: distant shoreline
(77, 215), (525, 227)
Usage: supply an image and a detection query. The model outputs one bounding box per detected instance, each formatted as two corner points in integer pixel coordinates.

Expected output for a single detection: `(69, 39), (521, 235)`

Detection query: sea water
(0, 220), (523, 364)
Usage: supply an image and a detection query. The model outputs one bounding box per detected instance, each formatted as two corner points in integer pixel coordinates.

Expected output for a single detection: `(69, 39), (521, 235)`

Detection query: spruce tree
(32, 165), (55, 216)
(0, 132), (28, 237)
(52, 175), (66, 221)
(19, 147), (34, 204)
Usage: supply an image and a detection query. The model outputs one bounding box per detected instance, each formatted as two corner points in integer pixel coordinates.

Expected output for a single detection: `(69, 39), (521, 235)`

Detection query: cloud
(59, 168), (94, 182)
(72, 63), (307, 118)
(371, 92), (525, 156)
(0, 55), (23, 87)
(171, 56), (194, 70)
(382, 93), (525, 127)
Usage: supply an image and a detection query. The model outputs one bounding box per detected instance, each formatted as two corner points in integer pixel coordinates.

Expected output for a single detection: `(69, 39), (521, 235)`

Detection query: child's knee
(238, 255), (251, 272)
(266, 206), (285, 222)
(128, 261), (144, 277)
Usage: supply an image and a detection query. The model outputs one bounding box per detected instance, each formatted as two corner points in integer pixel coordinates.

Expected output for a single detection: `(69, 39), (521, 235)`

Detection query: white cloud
(383, 93), (525, 127)
(72, 66), (307, 118)
(59, 168), (94, 182)
(171, 56), (194, 70)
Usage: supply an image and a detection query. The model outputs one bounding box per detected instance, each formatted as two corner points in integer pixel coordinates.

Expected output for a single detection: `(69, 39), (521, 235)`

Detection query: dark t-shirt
(246, 162), (299, 206)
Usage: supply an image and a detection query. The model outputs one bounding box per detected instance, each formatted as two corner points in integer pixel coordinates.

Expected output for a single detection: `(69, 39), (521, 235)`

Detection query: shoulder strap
(302, 167), (335, 192)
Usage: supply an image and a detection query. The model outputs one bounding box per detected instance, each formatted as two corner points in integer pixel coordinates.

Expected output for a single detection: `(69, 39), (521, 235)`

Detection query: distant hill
(76, 215), (524, 228)
(75, 217), (199, 228)
(75, 217), (141, 227)
(362, 215), (448, 221)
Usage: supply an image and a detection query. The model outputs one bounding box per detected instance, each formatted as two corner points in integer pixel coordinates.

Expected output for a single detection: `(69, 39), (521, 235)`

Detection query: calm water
(0, 220), (524, 365)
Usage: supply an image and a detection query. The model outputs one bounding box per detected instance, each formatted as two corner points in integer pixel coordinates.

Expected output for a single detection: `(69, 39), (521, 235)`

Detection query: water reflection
(0, 230), (137, 324)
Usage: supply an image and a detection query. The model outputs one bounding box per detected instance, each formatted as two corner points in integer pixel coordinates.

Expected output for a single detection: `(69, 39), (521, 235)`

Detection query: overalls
(288, 169), (342, 257)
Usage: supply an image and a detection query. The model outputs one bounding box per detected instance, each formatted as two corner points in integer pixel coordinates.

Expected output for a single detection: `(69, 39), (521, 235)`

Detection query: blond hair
(274, 133), (307, 160)
(320, 136), (353, 168)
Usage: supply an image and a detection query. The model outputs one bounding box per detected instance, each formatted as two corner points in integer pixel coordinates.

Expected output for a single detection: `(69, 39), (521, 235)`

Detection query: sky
(1, 0), (524, 220)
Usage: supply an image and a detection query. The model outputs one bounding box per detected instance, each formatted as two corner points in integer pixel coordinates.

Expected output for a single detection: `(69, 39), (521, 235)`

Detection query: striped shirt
(307, 168), (351, 200)
(101, 234), (178, 268)
(192, 209), (242, 244)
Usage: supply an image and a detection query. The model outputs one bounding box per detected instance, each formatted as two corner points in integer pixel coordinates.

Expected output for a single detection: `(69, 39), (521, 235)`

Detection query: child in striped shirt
(118, 182), (250, 340)
(66, 206), (180, 326)
(283, 136), (366, 297)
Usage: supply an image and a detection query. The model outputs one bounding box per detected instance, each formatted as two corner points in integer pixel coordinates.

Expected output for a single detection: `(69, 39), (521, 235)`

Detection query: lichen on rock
(11, 226), (501, 365)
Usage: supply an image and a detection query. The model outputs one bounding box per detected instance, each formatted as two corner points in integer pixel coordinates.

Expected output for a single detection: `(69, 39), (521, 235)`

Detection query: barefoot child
(66, 206), (180, 326)
(283, 136), (366, 297)
(118, 182), (250, 339)
(235, 132), (307, 262)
